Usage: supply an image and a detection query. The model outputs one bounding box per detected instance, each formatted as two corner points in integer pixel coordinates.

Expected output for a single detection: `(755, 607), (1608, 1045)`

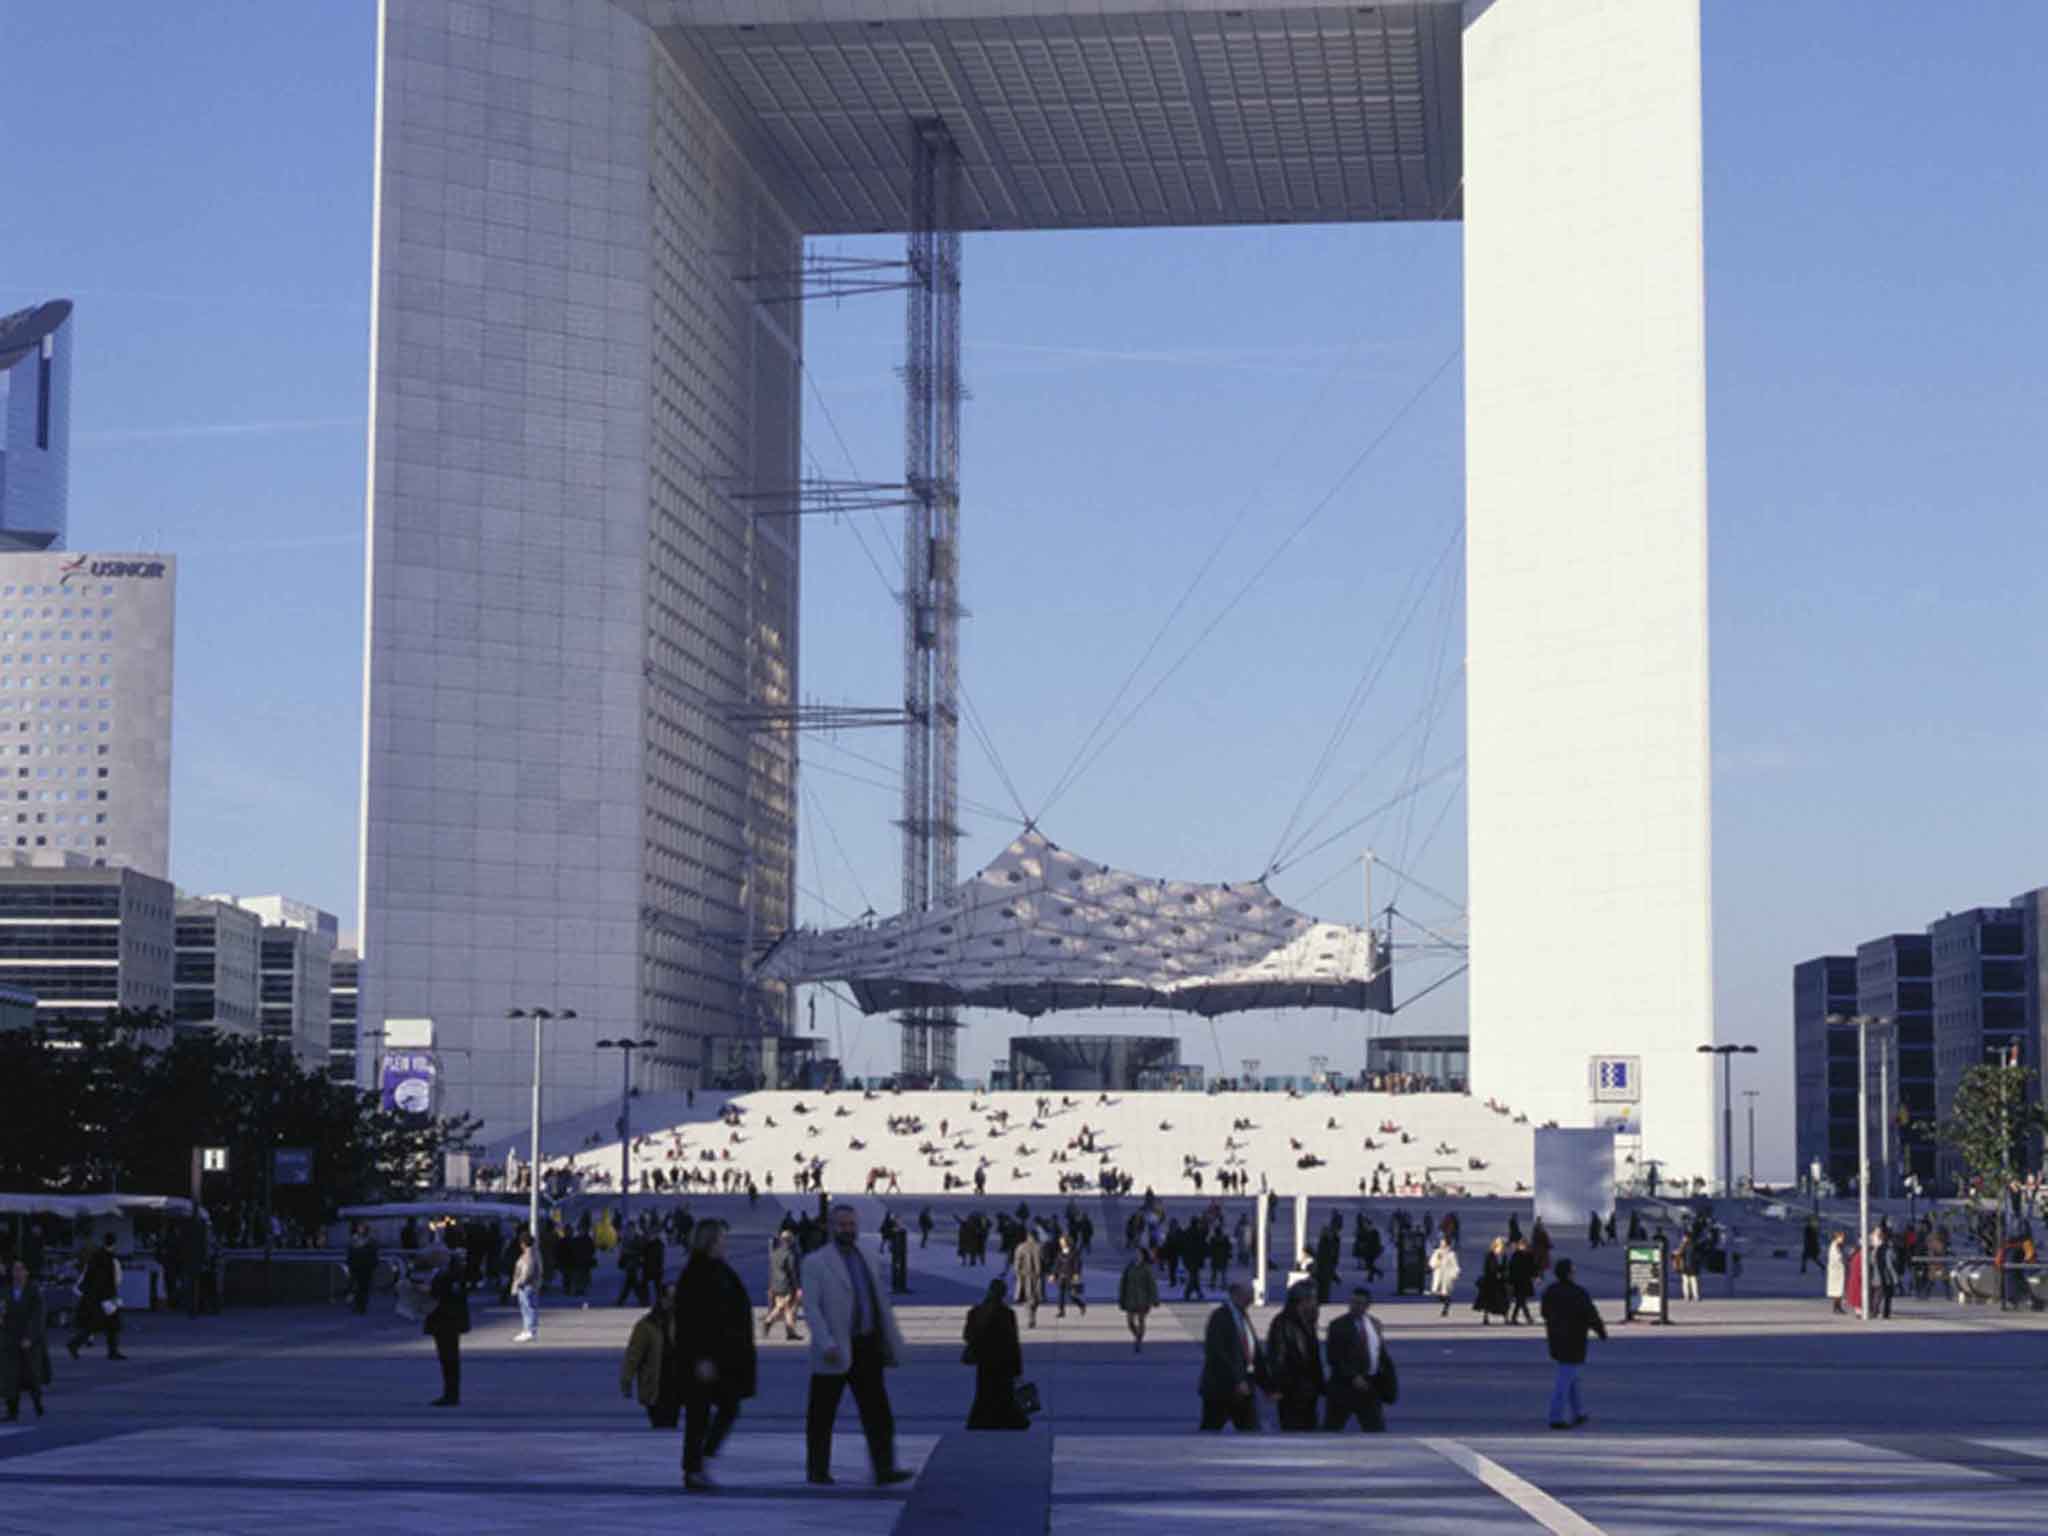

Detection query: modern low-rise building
(172, 896), (261, 1038)
(214, 894), (338, 1075)
(1857, 934), (1934, 1188)
(1793, 955), (1861, 1189)
(1797, 892), (2048, 1195)
(1930, 906), (2032, 1189)
(0, 855), (172, 1038)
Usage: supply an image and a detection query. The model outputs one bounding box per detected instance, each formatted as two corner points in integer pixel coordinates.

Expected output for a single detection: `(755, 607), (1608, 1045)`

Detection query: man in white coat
(801, 1204), (914, 1488)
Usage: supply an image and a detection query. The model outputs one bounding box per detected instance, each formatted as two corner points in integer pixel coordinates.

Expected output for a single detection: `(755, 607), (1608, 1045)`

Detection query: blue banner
(381, 1051), (437, 1116)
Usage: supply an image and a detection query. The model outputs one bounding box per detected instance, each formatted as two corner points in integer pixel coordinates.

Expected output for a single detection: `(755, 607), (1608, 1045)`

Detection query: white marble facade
(1461, 0), (1717, 1186)
(360, 0), (800, 1141)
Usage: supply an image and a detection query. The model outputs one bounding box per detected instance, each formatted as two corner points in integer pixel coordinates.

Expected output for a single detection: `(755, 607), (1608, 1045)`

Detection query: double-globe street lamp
(508, 1006), (578, 1242)
(598, 1036), (659, 1231)
(1697, 1043), (1759, 1200)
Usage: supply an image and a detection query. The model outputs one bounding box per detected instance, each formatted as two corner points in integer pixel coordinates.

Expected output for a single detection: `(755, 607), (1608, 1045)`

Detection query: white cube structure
(360, 0), (1718, 1172)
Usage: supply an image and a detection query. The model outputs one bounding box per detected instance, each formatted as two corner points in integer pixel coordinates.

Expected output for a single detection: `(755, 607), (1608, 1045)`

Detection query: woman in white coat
(1825, 1232), (1847, 1315)
(1428, 1234), (1462, 1317)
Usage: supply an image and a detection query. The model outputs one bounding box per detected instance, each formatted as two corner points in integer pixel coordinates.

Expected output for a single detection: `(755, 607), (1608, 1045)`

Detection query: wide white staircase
(541, 1088), (1536, 1200)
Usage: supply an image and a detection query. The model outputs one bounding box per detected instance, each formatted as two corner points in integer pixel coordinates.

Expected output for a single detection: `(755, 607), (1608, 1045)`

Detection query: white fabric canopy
(756, 829), (1389, 1018)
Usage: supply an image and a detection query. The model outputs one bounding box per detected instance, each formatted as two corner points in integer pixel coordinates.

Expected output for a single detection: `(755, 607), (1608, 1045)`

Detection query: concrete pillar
(1461, 0), (1717, 1186)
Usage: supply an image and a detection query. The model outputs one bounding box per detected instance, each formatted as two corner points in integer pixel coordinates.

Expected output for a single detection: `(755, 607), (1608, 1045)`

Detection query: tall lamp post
(1697, 1044), (1759, 1199)
(508, 1006), (577, 1242)
(598, 1037), (658, 1231)
(1742, 1089), (1759, 1194)
(1827, 1013), (1891, 1321)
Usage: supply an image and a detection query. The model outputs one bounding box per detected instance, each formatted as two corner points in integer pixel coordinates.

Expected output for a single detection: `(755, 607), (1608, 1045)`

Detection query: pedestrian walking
(423, 1252), (469, 1406)
(800, 1205), (914, 1488)
(962, 1278), (1028, 1429)
(66, 1234), (124, 1361)
(1197, 1280), (1268, 1432)
(615, 1226), (645, 1308)
(675, 1220), (756, 1492)
(620, 1283), (681, 1429)
(1507, 1239), (1537, 1324)
(919, 1207), (934, 1249)
(762, 1230), (805, 1340)
(1801, 1217), (1821, 1274)
(1428, 1234), (1461, 1317)
(1118, 1249), (1159, 1352)
(345, 1222), (381, 1315)
(1540, 1258), (1606, 1430)
(1675, 1233), (1701, 1303)
(1871, 1226), (1899, 1320)
(1012, 1230), (1045, 1329)
(1473, 1236), (1510, 1325)
(1324, 1287), (1393, 1432)
(510, 1231), (541, 1342)
(1054, 1233), (1087, 1318)
(2, 1262), (49, 1420)
(1826, 1231), (1847, 1314)
(1587, 1212), (1604, 1250)
(1263, 1281), (1325, 1431)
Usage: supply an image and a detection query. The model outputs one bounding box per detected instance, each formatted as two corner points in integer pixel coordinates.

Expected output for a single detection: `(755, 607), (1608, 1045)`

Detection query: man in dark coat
(642, 1228), (668, 1302)
(962, 1278), (1027, 1429)
(2, 1261), (49, 1419)
(1540, 1258), (1607, 1429)
(345, 1223), (381, 1315)
(675, 1220), (757, 1492)
(67, 1234), (124, 1361)
(1507, 1240), (1538, 1325)
(424, 1254), (469, 1406)
(1198, 1280), (1267, 1432)
(1263, 1281), (1325, 1431)
(1325, 1287), (1388, 1431)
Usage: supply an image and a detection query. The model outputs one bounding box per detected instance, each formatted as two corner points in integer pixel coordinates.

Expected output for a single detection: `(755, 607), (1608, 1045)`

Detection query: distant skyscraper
(0, 299), (73, 552)
(0, 551), (174, 877)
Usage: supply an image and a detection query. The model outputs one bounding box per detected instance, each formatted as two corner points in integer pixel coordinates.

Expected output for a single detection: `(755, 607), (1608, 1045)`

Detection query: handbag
(1371, 1342), (1399, 1405)
(1013, 1380), (1042, 1416)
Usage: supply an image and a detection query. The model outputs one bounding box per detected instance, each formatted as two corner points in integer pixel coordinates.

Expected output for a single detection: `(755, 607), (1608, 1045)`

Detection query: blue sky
(2, 3), (2043, 1179)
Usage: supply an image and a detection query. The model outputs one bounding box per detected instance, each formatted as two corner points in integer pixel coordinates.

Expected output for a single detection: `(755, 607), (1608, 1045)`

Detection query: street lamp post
(508, 1006), (578, 1242)
(598, 1037), (659, 1231)
(1697, 1044), (1759, 1199)
(1827, 1013), (1891, 1323)
(1743, 1089), (1759, 1193)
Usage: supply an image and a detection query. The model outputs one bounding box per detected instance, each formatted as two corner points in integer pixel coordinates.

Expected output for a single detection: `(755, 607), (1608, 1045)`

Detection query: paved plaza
(3, 1207), (2043, 1534)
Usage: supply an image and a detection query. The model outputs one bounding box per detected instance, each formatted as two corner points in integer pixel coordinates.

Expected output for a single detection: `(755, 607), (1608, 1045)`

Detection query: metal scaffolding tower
(899, 119), (964, 1081)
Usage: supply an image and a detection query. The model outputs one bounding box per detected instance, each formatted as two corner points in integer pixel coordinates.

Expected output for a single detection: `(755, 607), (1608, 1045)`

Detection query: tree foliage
(1928, 1063), (2048, 1198)
(0, 1009), (478, 1215)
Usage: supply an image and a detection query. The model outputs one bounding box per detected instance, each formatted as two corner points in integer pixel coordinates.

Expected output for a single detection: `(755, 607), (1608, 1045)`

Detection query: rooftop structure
(759, 829), (1389, 1018)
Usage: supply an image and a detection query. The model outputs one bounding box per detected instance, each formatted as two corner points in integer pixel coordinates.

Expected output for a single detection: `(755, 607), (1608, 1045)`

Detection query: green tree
(1926, 1062), (2048, 1228)
(0, 1009), (478, 1220)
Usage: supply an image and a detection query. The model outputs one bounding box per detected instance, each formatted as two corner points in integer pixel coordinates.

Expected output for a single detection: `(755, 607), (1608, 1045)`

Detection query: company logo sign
(1590, 1055), (1642, 1103)
(58, 556), (166, 588)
